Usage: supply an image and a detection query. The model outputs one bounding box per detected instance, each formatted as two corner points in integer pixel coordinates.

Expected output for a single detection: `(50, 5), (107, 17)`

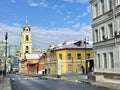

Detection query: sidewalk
(43, 74), (120, 90)
(0, 76), (11, 90)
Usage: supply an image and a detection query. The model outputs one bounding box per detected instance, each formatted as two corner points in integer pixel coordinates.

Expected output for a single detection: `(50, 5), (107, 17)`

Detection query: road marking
(11, 77), (40, 80)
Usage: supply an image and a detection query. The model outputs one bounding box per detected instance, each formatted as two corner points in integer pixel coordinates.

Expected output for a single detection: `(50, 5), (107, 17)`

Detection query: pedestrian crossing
(11, 77), (39, 80)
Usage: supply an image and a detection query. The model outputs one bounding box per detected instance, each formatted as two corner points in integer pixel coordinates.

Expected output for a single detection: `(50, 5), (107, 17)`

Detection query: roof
(48, 40), (93, 50)
(25, 53), (43, 60)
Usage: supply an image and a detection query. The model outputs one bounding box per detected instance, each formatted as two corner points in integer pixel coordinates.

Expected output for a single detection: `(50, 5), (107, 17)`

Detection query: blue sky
(0, 0), (92, 49)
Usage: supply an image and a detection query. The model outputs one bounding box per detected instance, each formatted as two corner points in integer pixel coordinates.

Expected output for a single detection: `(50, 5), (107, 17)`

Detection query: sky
(0, 0), (92, 49)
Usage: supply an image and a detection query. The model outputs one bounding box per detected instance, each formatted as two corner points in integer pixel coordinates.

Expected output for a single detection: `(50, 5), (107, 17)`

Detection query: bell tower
(19, 17), (32, 73)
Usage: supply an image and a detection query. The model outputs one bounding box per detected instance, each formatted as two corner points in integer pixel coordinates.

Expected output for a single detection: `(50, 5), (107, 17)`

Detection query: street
(8, 74), (113, 90)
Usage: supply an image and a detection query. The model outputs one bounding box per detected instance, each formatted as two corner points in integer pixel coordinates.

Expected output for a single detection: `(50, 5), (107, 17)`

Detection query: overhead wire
(0, 25), (21, 38)
(0, 25), (43, 44)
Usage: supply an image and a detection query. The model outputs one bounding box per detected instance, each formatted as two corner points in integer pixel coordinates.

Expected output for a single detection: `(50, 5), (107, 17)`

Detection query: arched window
(26, 35), (29, 41)
(25, 46), (29, 53)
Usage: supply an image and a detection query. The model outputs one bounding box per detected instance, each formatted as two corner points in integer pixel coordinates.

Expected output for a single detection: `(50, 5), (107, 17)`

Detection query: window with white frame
(59, 54), (62, 60)
(108, 23), (113, 38)
(116, 20), (120, 32)
(101, 0), (104, 14)
(95, 4), (98, 17)
(116, 0), (120, 6)
(109, 52), (114, 68)
(101, 27), (105, 41)
(97, 54), (100, 68)
(67, 53), (71, 59)
(95, 29), (98, 42)
(77, 53), (81, 59)
(103, 53), (107, 68)
(108, 0), (112, 10)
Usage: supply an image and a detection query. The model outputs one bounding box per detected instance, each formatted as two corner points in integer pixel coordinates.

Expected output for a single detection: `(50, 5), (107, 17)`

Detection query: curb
(42, 76), (92, 84)
(43, 76), (118, 90)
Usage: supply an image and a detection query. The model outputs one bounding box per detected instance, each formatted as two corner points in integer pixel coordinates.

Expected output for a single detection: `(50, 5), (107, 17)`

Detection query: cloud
(39, 2), (48, 7)
(0, 23), (21, 45)
(63, 0), (89, 3)
(64, 16), (71, 20)
(67, 20), (75, 25)
(52, 5), (59, 9)
(10, 0), (16, 3)
(28, 0), (38, 7)
(72, 22), (80, 28)
(87, 5), (91, 13)
(64, 0), (73, 3)
(0, 23), (92, 49)
(76, 0), (89, 3)
(56, 10), (63, 15)
(27, 0), (48, 7)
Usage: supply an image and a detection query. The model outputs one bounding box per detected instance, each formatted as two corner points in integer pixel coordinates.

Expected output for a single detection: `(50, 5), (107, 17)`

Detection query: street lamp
(72, 57), (73, 73)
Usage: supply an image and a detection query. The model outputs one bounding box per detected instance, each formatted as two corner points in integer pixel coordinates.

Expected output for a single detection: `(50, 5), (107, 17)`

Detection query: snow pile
(49, 40), (93, 50)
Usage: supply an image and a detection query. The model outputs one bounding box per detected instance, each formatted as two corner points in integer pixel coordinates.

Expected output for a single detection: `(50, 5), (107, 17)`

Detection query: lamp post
(72, 57), (73, 73)
(3, 32), (8, 76)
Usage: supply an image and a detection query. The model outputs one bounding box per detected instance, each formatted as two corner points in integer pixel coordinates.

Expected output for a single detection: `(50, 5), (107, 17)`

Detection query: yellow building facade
(19, 18), (32, 74)
(46, 41), (94, 75)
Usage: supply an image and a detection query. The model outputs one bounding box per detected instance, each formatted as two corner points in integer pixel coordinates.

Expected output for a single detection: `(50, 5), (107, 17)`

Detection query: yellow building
(46, 40), (94, 75)
(19, 17), (32, 74)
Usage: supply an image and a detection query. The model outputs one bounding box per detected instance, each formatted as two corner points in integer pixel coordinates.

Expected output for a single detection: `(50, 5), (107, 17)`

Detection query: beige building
(45, 40), (94, 75)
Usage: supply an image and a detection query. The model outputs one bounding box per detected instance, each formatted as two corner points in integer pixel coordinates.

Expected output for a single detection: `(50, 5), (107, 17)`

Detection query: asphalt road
(8, 74), (113, 90)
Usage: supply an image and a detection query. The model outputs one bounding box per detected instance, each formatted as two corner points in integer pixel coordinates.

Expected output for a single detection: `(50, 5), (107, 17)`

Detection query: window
(109, 0), (112, 10)
(109, 52), (114, 68)
(116, 0), (120, 6)
(25, 46), (29, 53)
(103, 53), (107, 68)
(95, 29), (98, 42)
(108, 23), (113, 38)
(26, 35), (29, 41)
(59, 54), (62, 60)
(67, 53), (71, 59)
(26, 29), (28, 31)
(97, 54), (100, 68)
(68, 65), (72, 71)
(77, 65), (81, 71)
(87, 53), (90, 59)
(101, 0), (104, 14)
(101, 27), (105, 40)
(77, 53), (81, 59)
(95, 4), (98, 17)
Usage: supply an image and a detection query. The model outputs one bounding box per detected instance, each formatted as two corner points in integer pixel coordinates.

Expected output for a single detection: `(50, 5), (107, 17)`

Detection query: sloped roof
(48, 40), (93, 50)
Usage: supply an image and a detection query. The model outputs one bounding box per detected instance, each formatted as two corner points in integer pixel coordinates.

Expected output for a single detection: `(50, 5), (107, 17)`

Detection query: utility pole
(3, 32), (8, 76)
(84, 38), (87, 74)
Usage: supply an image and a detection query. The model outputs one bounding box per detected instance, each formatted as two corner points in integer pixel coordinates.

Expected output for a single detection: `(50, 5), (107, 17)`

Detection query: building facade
(0, 41), (6, 75)
(8, 45), (20, 72)
(45, 40), (94, 75)
(19, 19), (32, 74)
(26, 53), (45, 75)
(90, 0), (120, 77)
